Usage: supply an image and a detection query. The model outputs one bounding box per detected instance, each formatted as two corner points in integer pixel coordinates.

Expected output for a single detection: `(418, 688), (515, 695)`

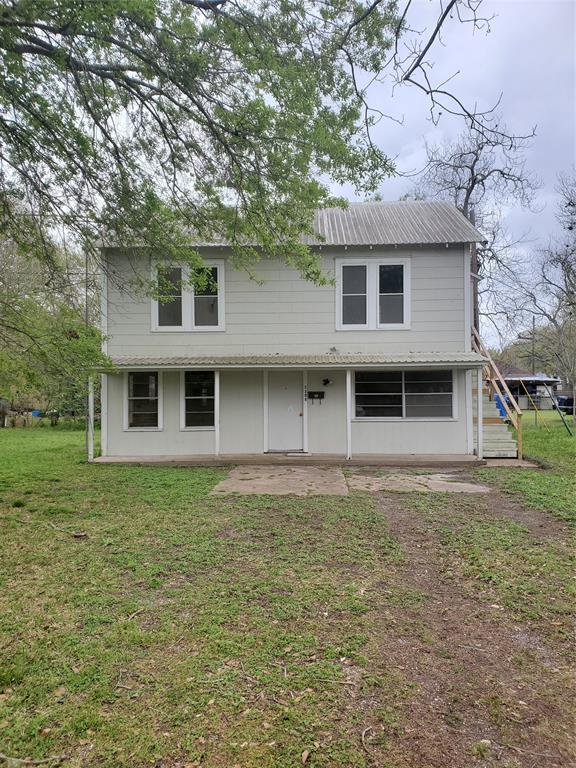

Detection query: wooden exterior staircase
(472, 329), (523, 459)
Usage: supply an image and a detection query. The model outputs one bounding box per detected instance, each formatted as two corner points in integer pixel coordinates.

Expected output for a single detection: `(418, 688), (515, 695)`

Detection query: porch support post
(100, 373), (108, 457)
(87, 376), (95, 463)
(262, 370), (269, 453)
(345, 369), (352, 460)
(302, 370), (308, 453)
(214, 370), (220, 456)
(476, 367), (483, 460)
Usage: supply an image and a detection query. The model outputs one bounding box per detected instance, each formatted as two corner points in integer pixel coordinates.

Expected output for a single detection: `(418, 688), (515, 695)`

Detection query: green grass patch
(0, 429), (404, 768)
(439, 516), (575, 641)
(398, 490), (575, 645)
(475, 421), (576, 524)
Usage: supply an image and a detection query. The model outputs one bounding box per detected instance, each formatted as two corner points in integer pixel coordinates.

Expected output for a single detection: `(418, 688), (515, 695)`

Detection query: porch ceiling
(106, 352), (486, 370)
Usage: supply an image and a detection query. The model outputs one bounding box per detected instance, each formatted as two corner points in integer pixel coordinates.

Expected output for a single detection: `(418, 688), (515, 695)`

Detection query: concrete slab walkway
(210, 465), (492, 496)
(210, 465), (348, 496)
(95, 453), (484, 468)
(347, 472), (491, 494)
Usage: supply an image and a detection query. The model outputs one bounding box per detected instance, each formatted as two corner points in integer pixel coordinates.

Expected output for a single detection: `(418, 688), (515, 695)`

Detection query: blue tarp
(493, 394), (508, 419)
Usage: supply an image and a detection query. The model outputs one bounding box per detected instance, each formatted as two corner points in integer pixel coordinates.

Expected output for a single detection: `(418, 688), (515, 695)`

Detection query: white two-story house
(97, 201), (504, 462)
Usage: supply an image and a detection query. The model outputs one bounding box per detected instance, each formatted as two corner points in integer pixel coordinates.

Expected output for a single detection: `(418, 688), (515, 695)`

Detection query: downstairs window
(183, 371), (215, 428)
(355, 370), (453, 419)
(127, 372), (160, 428)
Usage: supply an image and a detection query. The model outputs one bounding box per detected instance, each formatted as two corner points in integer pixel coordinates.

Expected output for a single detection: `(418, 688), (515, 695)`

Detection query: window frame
(353, 368), (457, 422)
(123, 370), (164, 431)
(335, 257), (411, 331)
(151, 260), (225, 332)
(179, 370), (218, 432)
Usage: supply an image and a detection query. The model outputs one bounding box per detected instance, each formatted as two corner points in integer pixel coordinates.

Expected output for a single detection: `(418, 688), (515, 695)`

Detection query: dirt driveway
(346, 481), (575, 768)
(211, 463), (575, 767)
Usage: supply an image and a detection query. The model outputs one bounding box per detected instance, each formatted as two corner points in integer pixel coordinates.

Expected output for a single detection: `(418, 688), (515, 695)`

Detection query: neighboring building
(98, 201), (515, 460)
(497, 362), (561, 411)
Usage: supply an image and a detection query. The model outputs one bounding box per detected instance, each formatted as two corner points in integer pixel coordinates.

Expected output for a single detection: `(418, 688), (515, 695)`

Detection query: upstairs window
(183, 371), (215, 428)
(354, 370), (453, 419)
(337, 259), (409, 330)
(379, 265), (404, 324)
(152, 261), (224, 331)
(157, 267), (183, 327)
(193, 267), (219, 328)
(342, 265), (367, 325)
(127, 372), (160, 428)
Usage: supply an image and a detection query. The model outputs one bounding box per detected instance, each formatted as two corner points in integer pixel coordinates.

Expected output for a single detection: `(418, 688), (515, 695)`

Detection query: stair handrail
(472, 328), (523, 459)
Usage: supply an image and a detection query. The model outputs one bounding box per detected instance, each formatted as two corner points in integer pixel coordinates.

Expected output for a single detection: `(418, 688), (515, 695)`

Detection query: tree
(0, 243), (110, 414)
(0, 0), (510, 287)
(508, 173), (576, 421)
(414, 124), (539, 330)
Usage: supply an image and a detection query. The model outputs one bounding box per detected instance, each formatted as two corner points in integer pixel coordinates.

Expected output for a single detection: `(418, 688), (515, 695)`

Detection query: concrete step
(472, 388), (519, 457)
(475, 441), (517, 449)
(474, 434), (517, 446)
(483, 448), (518, 458)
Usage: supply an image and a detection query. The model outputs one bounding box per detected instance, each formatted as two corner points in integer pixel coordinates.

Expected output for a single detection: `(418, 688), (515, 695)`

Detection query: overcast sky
(337, 0), (575, 252)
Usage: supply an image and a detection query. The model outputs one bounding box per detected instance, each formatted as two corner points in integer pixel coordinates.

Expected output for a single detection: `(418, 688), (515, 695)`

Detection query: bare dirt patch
(457, 472), (572, 541)
(357, 491), (576, 768)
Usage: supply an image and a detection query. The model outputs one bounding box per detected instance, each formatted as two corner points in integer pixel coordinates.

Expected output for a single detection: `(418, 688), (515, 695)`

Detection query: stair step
(476, 426), (514, 434)
(482, 442), (517, 449)
(474, 434), (515, 441)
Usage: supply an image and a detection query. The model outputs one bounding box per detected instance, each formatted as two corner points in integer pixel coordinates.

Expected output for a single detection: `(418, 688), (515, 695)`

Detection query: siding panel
(105, 247), (467, 357)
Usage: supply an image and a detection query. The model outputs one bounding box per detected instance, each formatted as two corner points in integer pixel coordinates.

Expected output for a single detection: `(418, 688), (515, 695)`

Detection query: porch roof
(107, 351), (486, 370)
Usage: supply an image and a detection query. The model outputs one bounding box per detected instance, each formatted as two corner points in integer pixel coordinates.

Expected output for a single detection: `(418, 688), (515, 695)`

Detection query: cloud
(335, 0), (576, 249)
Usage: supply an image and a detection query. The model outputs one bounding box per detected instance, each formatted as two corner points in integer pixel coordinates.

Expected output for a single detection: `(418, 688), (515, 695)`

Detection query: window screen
(128, 372), (159, 427)
(184, 371), (215, 427)
(342, 265), (367, 325)
(379, 265), (404, 324)
(355, 371), (403, 418)
(405, 370), (453, 417)
(354, 370), (453, 419)
(157, 267), (182, 327)
(193, 267), (219, 327)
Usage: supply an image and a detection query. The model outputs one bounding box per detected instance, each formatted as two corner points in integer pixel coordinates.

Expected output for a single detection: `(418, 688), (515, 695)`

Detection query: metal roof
(497, 362), (560, 383)
(304, 202), (484, 246)
(108, 352), (485, 369)
(102, 201), (483, 251)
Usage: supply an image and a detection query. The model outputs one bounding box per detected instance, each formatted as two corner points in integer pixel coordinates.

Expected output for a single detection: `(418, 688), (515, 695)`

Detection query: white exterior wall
(104, 246), (468, 357)
(101, 245), (475, 457)
(351, 369), (469, 454)
(105, 371), (216, 457)
(103, 368), (471, 457)
(306, 370), (347, 454)
(219, 370), (264, 454)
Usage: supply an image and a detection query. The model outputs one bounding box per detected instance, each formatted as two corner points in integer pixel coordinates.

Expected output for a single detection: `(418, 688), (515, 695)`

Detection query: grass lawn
(476, 418), (576, 525)
(0, 428), (574, 767)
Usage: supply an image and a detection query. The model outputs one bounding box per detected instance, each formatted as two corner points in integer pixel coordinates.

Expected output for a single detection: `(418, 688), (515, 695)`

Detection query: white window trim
(352, 368), (456, 422)
(179, 370), (218, 432)
(123, 370), (164, 432)
(335, 257), (411, 331)
(151, 260), (225, 332)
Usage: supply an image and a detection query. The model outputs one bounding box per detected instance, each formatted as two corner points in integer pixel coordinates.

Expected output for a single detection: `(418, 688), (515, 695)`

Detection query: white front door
(268, 371), (304, 451)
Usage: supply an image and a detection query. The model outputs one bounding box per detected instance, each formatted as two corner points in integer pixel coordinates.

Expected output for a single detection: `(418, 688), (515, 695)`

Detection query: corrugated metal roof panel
(102, 201), (483, 250)
(108, 352), (485, 369)
(304, 201), (483, 246)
